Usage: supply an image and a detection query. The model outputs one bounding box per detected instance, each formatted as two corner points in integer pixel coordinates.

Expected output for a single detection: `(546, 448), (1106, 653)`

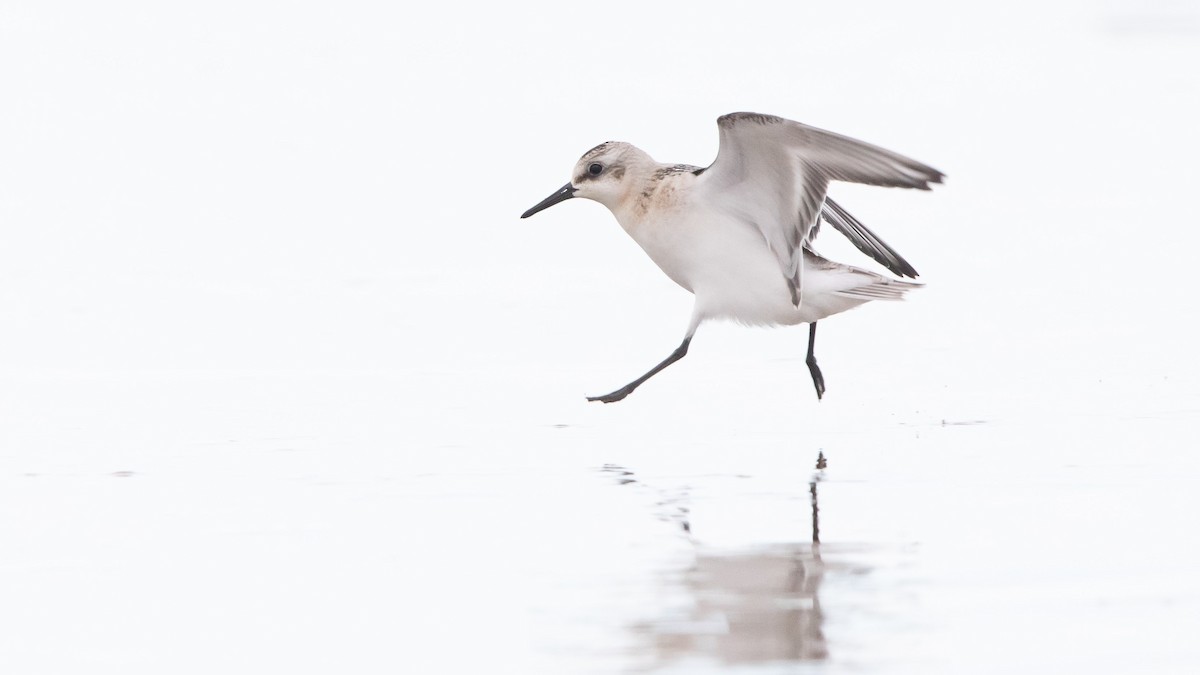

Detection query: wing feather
(702, 112), (941, 303)
(820, 197), (920, 279)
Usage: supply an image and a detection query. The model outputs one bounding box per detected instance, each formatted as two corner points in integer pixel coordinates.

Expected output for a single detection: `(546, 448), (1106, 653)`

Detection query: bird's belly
(694, 258), (802, 326)
(630, 216), (803, 326)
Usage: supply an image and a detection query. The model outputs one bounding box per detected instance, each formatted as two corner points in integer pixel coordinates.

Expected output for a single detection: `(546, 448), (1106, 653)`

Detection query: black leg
(587, 337), (692, 404)
(806, 322), (825, 400)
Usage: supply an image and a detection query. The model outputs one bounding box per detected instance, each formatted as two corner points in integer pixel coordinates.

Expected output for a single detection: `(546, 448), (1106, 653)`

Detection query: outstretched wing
(700, 112), (941, 303)
(820, 197), (919, 279)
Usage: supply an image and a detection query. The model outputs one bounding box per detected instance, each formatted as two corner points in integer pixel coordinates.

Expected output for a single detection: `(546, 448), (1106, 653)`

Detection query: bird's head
(520, 141), (656, 218)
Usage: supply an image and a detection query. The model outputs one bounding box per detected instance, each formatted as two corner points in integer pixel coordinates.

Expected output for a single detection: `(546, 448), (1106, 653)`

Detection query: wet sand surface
(4, 368), (1198, 673)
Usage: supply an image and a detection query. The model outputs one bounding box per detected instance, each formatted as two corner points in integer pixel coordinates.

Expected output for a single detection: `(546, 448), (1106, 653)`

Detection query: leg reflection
(615, 455), (832, 666)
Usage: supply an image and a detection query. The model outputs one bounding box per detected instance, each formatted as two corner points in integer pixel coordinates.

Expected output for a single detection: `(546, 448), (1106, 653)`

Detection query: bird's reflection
(603, 453), (830, 668)
(636, 544), (828, 665)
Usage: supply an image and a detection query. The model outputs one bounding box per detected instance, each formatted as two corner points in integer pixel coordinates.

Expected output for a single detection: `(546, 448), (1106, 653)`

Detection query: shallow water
(3, 359), (1200, 673)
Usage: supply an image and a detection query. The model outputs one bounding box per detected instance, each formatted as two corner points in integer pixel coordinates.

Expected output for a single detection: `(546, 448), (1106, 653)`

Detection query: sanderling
(521, 112), (942, 403)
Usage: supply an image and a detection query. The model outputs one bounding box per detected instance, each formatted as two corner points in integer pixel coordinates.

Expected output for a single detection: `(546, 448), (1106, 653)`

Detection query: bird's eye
(588, 163), (604, 176)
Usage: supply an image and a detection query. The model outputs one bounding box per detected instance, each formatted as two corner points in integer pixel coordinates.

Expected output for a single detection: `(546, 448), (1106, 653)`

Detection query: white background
(3, 1), (1199, 673)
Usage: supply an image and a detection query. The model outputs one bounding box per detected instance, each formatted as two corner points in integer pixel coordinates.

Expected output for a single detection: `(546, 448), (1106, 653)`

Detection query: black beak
(520, 183), (577, 219)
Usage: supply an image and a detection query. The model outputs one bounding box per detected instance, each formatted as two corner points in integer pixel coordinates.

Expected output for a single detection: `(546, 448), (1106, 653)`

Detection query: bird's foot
(807, 359), (826, 401)
(587, 387), (633, 404)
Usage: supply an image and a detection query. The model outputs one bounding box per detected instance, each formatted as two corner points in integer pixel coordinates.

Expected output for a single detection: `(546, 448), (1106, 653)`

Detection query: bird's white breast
(614, 172), (802, 326)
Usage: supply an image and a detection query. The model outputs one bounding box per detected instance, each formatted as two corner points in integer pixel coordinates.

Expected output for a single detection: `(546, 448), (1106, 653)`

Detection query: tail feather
(803, 247), (922, 304)
(834, 279), (921, 301)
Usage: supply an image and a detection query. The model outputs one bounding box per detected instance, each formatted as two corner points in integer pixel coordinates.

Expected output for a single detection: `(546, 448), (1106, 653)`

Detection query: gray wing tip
(922, 168), (947, 188)
(908, 166), (945, 190)
(822, 198), (921, 279)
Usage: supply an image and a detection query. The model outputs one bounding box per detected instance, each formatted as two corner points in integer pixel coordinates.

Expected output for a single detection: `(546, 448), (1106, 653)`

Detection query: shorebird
(521, 112), (942, 403)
